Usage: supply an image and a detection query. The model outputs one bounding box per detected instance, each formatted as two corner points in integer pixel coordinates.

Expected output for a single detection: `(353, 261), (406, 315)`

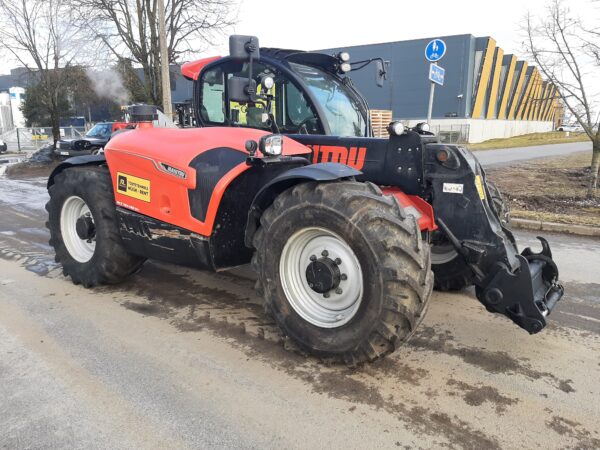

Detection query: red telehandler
(46, 36), (563, 365)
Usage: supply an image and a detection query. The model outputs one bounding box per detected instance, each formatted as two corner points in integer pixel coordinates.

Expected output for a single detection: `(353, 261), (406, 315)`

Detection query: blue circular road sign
(425, 39), (447, 62)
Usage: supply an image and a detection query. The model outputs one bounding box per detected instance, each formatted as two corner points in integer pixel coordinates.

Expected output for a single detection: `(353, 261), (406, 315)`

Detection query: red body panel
(181, 56), (221, 80)
(381, 187), (437, 232)
(112, 122), (131, 132)
(104, 126), (310, 236)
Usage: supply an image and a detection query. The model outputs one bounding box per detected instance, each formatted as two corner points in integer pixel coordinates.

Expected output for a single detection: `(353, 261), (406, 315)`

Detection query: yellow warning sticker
(116, 172), (151, 202)
(475, 175), (486, 200)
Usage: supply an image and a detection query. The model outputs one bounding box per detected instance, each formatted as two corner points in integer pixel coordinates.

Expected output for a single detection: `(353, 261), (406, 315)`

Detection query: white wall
(0, 92), (13, 130)
(402, 118), (554, 143)
(9, 87), (26, 128)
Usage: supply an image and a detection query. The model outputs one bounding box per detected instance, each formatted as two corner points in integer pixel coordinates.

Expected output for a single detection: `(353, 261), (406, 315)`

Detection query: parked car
(557, 123), (583, 132)
(0, 139), (7, 153)
(54, 122), (124, 157)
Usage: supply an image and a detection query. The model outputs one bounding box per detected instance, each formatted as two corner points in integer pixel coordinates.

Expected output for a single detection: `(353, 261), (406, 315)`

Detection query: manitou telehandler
(46, 36), (563, 365)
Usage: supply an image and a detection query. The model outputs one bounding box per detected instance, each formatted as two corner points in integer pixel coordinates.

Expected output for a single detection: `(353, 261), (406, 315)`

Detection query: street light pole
(157, 0), (172, 117)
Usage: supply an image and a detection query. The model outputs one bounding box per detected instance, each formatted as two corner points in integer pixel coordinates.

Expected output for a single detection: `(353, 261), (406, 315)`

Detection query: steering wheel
(296, 117), (317, 134)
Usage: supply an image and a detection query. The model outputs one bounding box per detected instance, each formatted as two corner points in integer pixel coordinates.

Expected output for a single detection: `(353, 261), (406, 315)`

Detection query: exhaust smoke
(86, 68), (130, 104)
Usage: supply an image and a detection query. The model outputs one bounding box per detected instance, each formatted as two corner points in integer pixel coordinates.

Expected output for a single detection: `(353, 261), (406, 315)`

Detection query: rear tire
(252, 181), (433, 365)
(46, 166), (145, 287)
(432, 180), (511, 291)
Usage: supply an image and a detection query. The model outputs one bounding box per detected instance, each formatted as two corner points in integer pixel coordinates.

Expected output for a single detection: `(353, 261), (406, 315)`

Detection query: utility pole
(157, 0), (172, 117)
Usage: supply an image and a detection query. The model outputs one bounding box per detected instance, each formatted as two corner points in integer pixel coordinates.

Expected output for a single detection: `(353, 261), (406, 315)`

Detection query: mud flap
(476, 237), (564, 334)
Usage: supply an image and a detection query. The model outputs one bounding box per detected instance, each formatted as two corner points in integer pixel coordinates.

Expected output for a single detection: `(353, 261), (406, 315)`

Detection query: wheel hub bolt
(335, 288), (343, 294)
(334, 258), (342, 265)
(321, 250), (329, 257)
(341, 274), (347, 281)
(310, 255), (317, 261)
(308, 283), (314, 288)
(323, 292), (330, 298)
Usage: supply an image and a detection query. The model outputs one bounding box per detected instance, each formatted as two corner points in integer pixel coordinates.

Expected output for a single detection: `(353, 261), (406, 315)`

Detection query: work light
(338, 52), (350, 62)
(416, 122), (430, 132)
(261, 76), (275, 90)
(387, 121), (405, 136)
(260, 134), (283, 156)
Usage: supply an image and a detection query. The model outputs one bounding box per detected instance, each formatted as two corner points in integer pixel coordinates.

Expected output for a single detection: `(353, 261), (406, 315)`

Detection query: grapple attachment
(476, 237), (564, 334)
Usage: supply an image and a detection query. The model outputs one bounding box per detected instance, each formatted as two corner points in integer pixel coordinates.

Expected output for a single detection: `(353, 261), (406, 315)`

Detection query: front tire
(46, 166), (145, 287)
(252, 181), (433, 365)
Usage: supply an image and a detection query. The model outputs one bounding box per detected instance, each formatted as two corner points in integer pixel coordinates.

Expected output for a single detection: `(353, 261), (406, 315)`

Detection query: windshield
(85, 123), (112, 138)
(289, 62), (367, 137)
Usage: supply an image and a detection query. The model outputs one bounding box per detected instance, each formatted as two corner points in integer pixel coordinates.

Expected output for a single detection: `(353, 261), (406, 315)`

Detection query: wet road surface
(0, 174), (599, 449)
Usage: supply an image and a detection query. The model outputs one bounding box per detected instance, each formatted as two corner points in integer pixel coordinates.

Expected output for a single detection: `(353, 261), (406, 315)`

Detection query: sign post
(424, 39), (447, 125)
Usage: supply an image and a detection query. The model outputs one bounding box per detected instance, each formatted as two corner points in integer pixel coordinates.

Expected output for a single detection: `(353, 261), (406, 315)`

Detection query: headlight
(387, 121), (405, 136)
(260, 134), (283, 156)
(56, 142), (61, 149)
(340, 62), (351, 73)
(338, 51), (350, 62)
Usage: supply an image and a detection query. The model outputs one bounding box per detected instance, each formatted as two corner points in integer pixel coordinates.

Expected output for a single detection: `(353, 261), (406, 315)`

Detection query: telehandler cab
(46, 35), (563, 365)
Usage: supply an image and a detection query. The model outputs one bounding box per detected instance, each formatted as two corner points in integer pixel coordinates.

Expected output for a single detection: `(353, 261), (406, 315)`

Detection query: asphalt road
(475, 141), (591, 167)
(0, 174), (599, 449)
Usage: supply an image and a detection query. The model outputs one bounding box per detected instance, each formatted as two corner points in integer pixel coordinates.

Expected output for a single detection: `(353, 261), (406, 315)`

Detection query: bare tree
(524, 0), (600, 197)
(0, 0), (90, 144)
(70, 0), (237, 106)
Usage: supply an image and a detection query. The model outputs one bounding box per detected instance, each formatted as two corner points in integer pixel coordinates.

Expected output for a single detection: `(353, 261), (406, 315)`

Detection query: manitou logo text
(309, 145), (366, 170)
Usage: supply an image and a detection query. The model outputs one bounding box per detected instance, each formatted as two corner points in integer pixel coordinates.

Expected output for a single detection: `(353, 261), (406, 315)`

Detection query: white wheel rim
(60, 196), (96, 263)
(431, 243), (458, 265)
(279, 227), (363, 328)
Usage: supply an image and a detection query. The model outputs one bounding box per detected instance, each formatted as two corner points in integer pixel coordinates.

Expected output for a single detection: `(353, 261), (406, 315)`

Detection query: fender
(47, 155), (106, 188)
(244, 162), (361, 247)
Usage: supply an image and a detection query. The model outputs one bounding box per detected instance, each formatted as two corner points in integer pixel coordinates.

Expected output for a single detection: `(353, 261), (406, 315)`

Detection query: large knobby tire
(252, 181), (433, 366)
(432, 180), (511, 291)
(46, 166), (145, 287)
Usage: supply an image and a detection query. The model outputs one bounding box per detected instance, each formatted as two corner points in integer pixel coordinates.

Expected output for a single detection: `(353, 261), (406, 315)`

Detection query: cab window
(199, 60), (324, 134)
(282, 80), (320, 133)
(200, 66), (225, 123)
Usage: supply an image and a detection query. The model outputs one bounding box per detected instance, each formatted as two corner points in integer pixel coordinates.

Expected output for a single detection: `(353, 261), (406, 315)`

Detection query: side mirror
(375, 60), (387, 88)
(228, 76), (257, 103)
(229, 35), (260, 61)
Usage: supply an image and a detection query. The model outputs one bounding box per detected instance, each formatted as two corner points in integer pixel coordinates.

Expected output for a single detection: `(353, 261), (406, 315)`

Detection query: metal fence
(430, 124), (470, 144)
(0, 126), (86, 152)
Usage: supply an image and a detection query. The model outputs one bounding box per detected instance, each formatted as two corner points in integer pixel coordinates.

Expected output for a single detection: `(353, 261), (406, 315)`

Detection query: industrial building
(320, 35), (561, 143)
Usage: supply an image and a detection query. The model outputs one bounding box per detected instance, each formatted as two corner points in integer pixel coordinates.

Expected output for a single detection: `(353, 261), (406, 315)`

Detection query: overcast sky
(0, 0), (596, 73)
(220, 0), (553, 56)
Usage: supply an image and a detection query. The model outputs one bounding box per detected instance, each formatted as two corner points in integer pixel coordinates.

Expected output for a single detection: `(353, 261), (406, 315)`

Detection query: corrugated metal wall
(318, 34), (559, 123)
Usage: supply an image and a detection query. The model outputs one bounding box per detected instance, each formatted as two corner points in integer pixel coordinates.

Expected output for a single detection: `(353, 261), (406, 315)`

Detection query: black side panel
(288, 131), (425, 195)
(210, 159), (307, 270)
(117, 208), (213, 270)
(188, 147), (247, 222)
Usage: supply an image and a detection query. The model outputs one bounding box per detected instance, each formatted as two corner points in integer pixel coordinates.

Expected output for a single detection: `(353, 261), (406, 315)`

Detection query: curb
(511, 218), (600, 238)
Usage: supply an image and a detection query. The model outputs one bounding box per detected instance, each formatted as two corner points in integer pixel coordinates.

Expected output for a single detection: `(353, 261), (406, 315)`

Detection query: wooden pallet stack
(369, 109), (393, 138)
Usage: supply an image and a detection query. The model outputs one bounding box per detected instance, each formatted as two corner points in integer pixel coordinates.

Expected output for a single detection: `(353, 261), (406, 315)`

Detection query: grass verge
(487, 152), (600, 228)
(467, 132), (589, 151)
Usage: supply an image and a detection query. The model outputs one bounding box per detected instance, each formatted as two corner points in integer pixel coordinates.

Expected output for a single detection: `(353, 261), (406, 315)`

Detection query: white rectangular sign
(443, 183), (464, 194)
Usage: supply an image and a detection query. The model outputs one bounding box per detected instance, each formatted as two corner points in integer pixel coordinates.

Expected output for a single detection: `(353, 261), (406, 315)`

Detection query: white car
(0, 139), (7, 153)
(558, 124), (583, 132)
